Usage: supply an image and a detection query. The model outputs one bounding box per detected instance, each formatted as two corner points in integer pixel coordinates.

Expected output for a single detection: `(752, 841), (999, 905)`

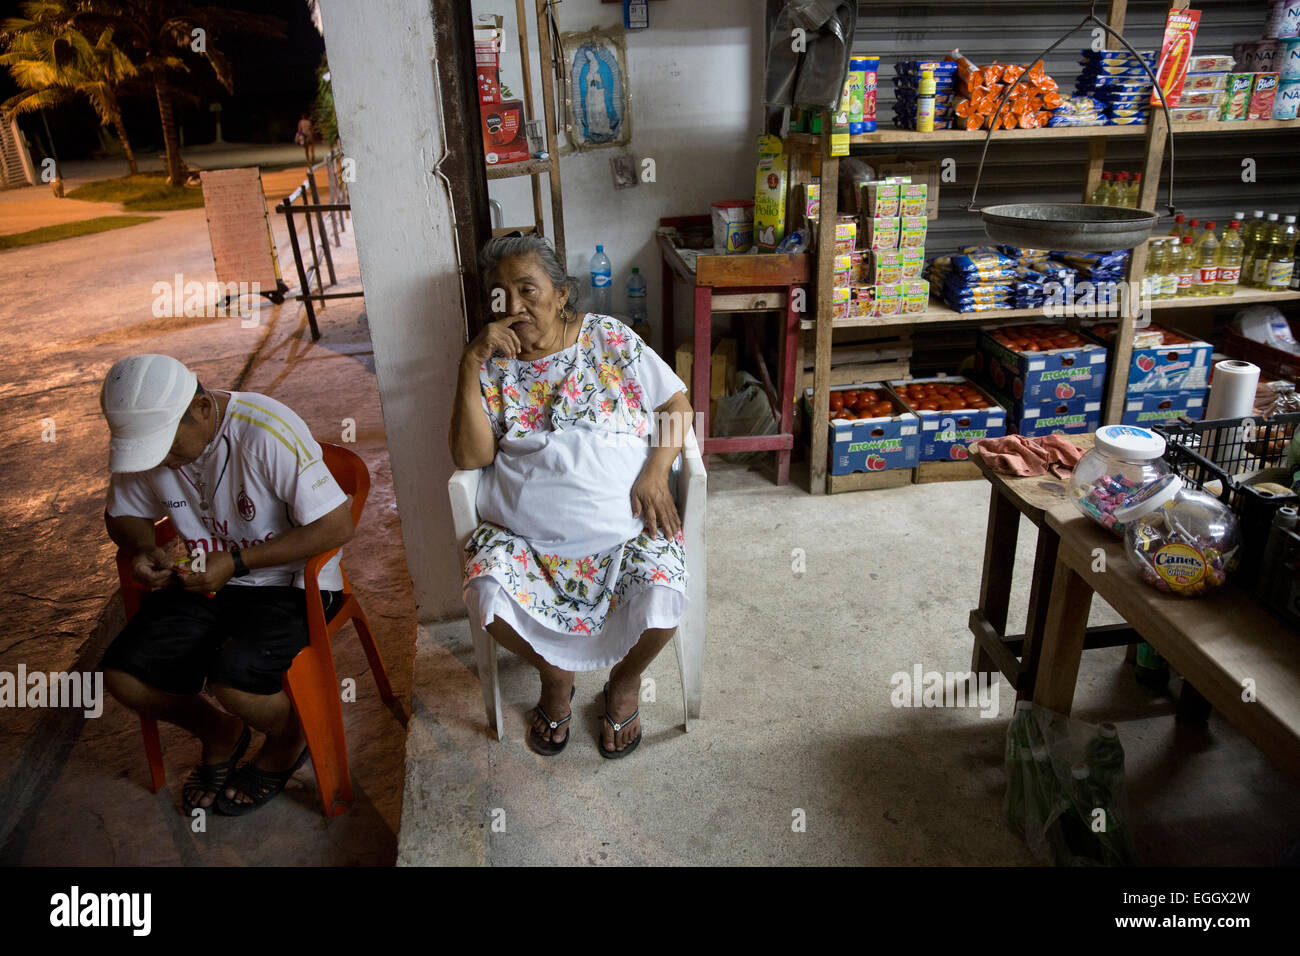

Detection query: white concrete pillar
(319, 0), (467, 619)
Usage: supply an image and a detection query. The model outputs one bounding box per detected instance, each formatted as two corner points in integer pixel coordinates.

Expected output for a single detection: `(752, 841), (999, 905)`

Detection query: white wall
(480, 0), (766, 339)
(319, 0), (466, 620)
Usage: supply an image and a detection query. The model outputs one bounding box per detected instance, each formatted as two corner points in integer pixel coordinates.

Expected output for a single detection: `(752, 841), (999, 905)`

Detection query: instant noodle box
(900, 248), (925, 279)
(1005, 395), (1102, 438)
(1083, 322), (1213, 395)
(975, 324), (1108, 404)
(888, 377), (1006, 462)
(1119, 389), (1205, 426)
(807, 383), (920, 475)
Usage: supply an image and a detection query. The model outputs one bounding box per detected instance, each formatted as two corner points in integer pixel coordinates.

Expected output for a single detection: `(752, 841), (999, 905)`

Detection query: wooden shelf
(800, 287), (1300, 331)
(484, 157), (553, 180)
(786, 119), (1299, 152)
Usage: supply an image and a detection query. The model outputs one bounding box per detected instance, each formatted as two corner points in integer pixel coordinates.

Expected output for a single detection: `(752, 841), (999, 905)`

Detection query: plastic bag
(712, 371), (778, 465)
(1004, 702), (1139, 866)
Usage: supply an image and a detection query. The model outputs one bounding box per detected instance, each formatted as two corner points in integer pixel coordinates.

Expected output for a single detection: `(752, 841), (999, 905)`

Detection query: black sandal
(599, 681), (642, 759)
(214, 746), (310, 816)
(182, 725), (250, 815)
(528, 686), (575, 756)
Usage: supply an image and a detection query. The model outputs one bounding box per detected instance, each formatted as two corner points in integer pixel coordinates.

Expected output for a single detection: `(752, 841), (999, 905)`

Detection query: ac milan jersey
(106, 391), (348, 589)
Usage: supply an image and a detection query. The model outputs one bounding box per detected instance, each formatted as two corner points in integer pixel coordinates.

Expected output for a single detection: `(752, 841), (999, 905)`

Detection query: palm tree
(70, 1), (285, 185)
(0, 7), (141, 174)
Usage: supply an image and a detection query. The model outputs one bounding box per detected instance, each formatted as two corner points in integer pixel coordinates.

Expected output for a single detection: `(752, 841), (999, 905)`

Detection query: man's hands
(463, 315), (523, 367)
(630, 471), (681, 541)
(180, 550), (235, 593)
(130, 547), (175, 588)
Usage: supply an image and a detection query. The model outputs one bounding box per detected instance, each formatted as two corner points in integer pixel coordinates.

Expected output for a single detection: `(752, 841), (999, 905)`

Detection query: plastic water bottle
(625, 266), (649, 342)
(589, 245), (612, 314)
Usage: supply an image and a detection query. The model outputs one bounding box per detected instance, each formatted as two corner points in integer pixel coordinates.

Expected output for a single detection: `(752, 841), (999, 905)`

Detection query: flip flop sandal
(214, 746), (310, 816)
(182, 725), (251, 815)
(528, 686), (575, 756)
(599, 681), (642, 759)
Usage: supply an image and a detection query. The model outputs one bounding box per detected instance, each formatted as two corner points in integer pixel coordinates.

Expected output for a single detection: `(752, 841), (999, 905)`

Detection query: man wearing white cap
(99, 354), (355, 817)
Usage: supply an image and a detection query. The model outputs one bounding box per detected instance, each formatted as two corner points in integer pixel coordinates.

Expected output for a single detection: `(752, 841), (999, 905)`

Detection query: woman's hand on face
(630, 472), (680, 541)
(463, 315), (523, 367)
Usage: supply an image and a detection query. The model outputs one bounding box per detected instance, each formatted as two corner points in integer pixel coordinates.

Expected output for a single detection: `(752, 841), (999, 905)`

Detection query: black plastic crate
(1257, 522), (1300, 629)
(1153, 413), (1300, 586)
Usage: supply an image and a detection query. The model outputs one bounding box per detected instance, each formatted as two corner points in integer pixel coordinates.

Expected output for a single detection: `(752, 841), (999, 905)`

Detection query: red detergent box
(807, 383), (920, 475)
(887, 377), (1007, 462)
(1249, 73), (1281, 119)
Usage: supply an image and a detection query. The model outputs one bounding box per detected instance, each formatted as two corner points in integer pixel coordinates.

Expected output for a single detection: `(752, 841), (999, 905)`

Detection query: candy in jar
(1070, 425), (1171, 536)
(1117, 475), (1242, 598)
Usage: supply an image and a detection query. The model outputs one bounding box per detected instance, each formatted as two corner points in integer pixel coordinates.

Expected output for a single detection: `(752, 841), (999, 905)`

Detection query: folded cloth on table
(970, 433), (1087, 479)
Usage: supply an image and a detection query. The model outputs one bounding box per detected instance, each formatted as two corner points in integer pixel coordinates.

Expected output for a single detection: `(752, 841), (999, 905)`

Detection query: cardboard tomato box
(1119, 389), (1206, 426)
(1082, 322), (1214, 395)
(805, 383), (920, 475)
(975, 325), (1108, 403)
(1004, 396), (1102, 437)
(887, 377), (1006, 462)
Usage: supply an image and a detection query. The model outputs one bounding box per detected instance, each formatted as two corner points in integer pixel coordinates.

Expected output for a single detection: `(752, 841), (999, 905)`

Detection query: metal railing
(275, 148), (361, 339)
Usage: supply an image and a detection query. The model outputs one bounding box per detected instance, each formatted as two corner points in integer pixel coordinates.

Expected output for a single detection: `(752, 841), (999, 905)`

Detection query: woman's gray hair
(479, 235), (581, 312)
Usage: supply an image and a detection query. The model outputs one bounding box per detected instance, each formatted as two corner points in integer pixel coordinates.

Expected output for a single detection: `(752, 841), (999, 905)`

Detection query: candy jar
(1070, 425), (1171, 536)
(1117, 474), (1242, 598)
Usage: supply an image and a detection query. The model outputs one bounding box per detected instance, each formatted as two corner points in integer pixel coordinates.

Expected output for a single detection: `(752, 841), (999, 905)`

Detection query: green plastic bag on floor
(1003, 703), (1139, 867)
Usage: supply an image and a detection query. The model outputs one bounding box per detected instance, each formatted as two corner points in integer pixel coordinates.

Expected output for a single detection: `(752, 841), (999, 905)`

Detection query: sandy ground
(0, 147), (416, 865)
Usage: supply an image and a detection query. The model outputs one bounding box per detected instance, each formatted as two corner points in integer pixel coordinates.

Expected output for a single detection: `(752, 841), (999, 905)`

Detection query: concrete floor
(0, 149), (416, 865)
(399, 463), (1300, 866)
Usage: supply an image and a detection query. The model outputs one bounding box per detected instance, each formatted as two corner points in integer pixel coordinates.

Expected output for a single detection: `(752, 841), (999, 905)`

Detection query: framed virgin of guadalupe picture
(560, 28), (631, 152)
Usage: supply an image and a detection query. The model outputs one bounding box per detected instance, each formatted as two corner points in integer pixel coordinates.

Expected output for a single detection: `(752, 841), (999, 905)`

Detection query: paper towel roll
(1205, 360), (1261, 421)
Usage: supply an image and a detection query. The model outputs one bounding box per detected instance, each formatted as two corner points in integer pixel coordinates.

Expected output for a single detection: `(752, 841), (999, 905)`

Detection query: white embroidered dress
(462, 313), (689, 671)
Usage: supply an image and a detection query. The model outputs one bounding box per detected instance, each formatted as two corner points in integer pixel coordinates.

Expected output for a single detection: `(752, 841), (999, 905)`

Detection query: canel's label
(1153, 543), (1207, 591)
(1265, 261), (1295, 288)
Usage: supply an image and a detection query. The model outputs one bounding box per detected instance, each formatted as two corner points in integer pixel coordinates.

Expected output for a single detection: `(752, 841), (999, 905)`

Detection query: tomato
(843, 390), (859, 405)
(829, 392), (844, 411)
(860, 390), (879, 402)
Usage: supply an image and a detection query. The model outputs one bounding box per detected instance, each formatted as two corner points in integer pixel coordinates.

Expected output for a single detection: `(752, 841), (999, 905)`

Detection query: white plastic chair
(448, 429), (707, 736)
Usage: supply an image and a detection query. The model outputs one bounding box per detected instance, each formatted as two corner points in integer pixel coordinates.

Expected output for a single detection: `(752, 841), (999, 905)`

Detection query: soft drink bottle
(1265, 215), (1299, 290)
(589, 244), (612, 314)
(1090, 172), (1112, 206)
(1176, 235), (1196, 297)
(1191, 226), (1219, 296)
(1215, 221), (1244, 296)
(1250, 213), (1281, 286)
(1060, 765), (1105, 864)
(1003, 701), (1033, 832)
(1168, 214), (1186, 240)
(1134, 641), (1169, 691)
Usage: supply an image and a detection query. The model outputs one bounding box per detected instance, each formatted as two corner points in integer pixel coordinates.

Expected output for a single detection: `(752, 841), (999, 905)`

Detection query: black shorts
(102, 585), (343, 696)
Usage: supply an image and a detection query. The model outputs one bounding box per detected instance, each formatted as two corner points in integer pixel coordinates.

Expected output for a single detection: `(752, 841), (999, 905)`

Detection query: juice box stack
(974, 324), (1108, 437)
(831, 178), (929, 321)
(1084, 323), (1213, 426)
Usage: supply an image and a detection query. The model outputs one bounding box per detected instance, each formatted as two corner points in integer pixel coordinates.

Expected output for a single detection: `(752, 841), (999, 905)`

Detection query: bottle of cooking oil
(1128, 173), (1142, 208)
(1264, 214), (1299, 290)
(1240, 210), (1267, 286)
(1141, 240), (1161, 300)
(1161, 240), (1181, 299)
(1191, 225), (1220, 297)
(1168, 214), (1186, 240)
(1176, 236), (1196, 297)
(1227, 213), (1245, 240)
(1250, 213), (1282, 286)
(1090, 172), (1113, 206)
(1214, 221), (1244, 296)
(1105, 173), (1126, 207)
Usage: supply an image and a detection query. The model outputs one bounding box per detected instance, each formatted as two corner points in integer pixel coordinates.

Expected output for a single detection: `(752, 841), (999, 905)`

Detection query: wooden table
(657, 216), (808, 484)
(1036, 502), (1300, 779)
(968, 433), (1144, 700)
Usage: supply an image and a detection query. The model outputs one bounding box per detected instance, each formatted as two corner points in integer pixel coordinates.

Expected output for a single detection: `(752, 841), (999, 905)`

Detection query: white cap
(100, 354), (198, 472)
(1093, 424), (1166, 461)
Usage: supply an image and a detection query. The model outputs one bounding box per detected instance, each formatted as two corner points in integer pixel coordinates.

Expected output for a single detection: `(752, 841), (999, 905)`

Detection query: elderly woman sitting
(450, 236), (693, 757)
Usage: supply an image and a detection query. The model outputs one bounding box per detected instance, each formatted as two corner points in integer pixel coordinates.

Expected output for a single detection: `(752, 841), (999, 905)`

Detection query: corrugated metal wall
(852, 0), (1300, 255)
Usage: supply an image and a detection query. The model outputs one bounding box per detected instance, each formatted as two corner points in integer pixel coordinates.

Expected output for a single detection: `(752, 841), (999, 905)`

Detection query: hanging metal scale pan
(965, 2), (1179, 252)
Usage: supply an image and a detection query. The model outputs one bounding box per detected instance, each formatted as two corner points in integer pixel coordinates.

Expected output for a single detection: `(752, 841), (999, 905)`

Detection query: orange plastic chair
(114, 442), (397, 817)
